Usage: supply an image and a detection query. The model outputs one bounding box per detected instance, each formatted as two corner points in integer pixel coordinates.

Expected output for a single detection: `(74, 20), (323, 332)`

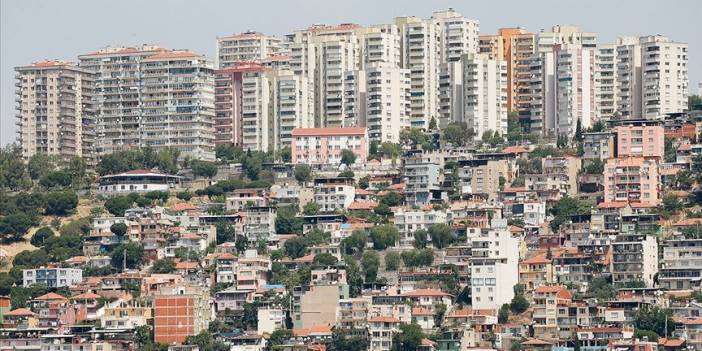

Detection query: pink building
(291, 128), (368, 165)
(615, 125), (664, 159)
(604, 157), (660, 206)
(215, 63), (269, 146)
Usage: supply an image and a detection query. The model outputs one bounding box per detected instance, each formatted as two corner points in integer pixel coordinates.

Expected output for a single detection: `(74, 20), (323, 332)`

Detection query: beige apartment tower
(15, 60), (96, 165)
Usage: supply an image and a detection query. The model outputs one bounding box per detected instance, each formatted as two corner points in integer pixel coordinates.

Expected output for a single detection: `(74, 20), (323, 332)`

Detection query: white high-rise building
(364, 63), (411, 143)
(431, 9), (480, 62)
(640, 35), (688, 118)
(529, 26), (598, 136)
(469, 219), (520, 310)
(362, 25), (402, 69)
(595, 44), (618, 120)
(241, 69), (312, 152)
(217, 31), (282, 69)
(439, 54), (507, 139)
(438, 61), (464, 127)
(15, 60), (96, 165)
(615, 37), (643, 119)
(79, 46), (216, 160)
(395, 16), (440, 129)
(317, 38), (359, 128)
(555, 44), (596, 137)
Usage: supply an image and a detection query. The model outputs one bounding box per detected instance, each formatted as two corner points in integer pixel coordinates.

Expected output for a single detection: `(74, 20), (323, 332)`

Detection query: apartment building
(216, 31), (282, 69)
(555, 44), (596, 137)
(616, 37), (644, 118)
(23, 268), (82, 288)
(395, 16), (440, 129)
(432, 9), (480, 62)
(362, 25), (402, 68)
(519, 256), (554, 291)
(659, 237), (702, 290)
(363, 62), (411, 143)
(464, 54), (508, 139)
(469, 219), (520, 310)
(214, 62), (268, 146)
(313, 181), (356, 213)
(582, 131), (615, 165)
(242, 207), (276, 243)
(404, 159), (443, 206)
(615, 124), (665, 158)
(604, 157), (660, 205)
(479, 28), (535, 120)
(393, 207), (448, 248)
(368, 316), (401, 351)
(15, 60), (96, 165)
(457, 159), (511, 201)
(317, 39), (360, 127)
(532, 286), (573, 339)
(595, 44), (618, 120)
(525, 156), (581, 199)
(529, 26), (597, 135)
(612, 233), (658, 287)
(154, 285), (210, 344)
(640, 35), (688, 119)
(101, 300), (153, 329)
(290, 127), (367, 165)
(79, 46), (216, 160)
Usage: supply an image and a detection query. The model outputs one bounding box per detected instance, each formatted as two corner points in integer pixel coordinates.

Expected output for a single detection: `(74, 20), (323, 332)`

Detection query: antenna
(123, 248), (127, 271)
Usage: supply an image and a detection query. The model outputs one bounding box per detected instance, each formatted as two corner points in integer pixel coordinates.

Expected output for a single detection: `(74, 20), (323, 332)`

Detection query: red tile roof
(291, 127), (366, 137)
(34, 292), (68, 301)
(5, 308), (35, 316)
(292, 324), (333, 336)
(368, 316), (400, 323)
(597, 201), (628, 209)
(401, 289), (451, 297)
(522, 255), (550, 264)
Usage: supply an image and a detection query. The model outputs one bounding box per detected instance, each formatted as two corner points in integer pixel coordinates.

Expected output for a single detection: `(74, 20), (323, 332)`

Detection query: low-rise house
(23, 267), (83, 288)
(519, 255), (554, 290)
(97, 170), (183, 195)
(226, 188), (268, 211)
(101, 299), (153, 329)
(368, 316), (400, 351)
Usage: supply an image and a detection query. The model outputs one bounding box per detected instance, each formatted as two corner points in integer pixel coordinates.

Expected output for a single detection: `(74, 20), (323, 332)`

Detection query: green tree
(268, 330), (293, 350)
(105, 196), (133, 216)
(30, 227), (55, 247)
(413, 229), (428, 249)
(583, 159), (605, 175)
(39, 170), (73, 189)
(385, 251), (401, 271)
(0, 145), (31, 191)
(338, 170), (355, 178)
(275, 205), (302, 234)
(344, 256), (364, 297)
(294, 164), (313, 184)
(190, 160), (218, 178)
(341, 149), (357, 166)
(343, 229), (368, 254)
(550, 196), (592, 231)
(313, 253), (338, 266)
(303, 202), (320, 215)
(110, 223), (128, 237)
(510, 294), (530, 314)
(184, 331), (230, 351)
(370, 224), (400, 250)
(279, 147), (292, 163)
(428, 224), (453, 249)
(380, 191), (402, 207)
(27, 153), (56, 180)
(151, 259), (176, 274)
(664, 137), (677, 163)
(0, 213), (38, 243)
(215, 221), (236, 244)
(176, 191), (193, 201)
(0, 272), (15, 296)
(44, 191), (78, 216)
(498, 304), (510, 323)
(443, 122), (469, 146)
(284, 236), (309, 258)
(428, 116), (438, 130)
(111, 242), (144, 270)
(358, 176), (370, 189)
(362, 250), (381, 282)
(392, 323), (425, 351)
(634, 306), (674, 338)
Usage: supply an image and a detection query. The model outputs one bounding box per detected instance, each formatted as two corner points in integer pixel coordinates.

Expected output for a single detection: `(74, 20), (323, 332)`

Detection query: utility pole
(123, 248), (127, 271)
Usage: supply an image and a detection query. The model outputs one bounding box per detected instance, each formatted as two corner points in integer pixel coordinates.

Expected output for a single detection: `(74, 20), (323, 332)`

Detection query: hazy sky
(2, 0), (700, 145)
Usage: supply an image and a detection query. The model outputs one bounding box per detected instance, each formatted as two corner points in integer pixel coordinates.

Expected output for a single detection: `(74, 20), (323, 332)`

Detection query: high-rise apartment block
(216, 31), (282, 69)
(479, 28), (535, 121)
(78, 46), (215, 160)
(438, 54), (508, 139)
(640, 35), (688, 119)
(154, 285), (210, 344)
(214, 63), (268, 146)
(15, 60), (96, 165)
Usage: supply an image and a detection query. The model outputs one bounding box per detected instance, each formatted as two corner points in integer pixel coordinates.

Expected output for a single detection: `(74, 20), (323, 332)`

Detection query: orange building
(154, 285), (210, 344)
(479, 28), (536, 120)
